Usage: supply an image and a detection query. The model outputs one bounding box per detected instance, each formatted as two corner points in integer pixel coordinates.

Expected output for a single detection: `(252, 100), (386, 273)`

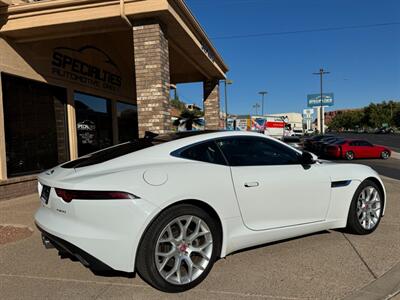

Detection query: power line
(211, 22), (400, 40)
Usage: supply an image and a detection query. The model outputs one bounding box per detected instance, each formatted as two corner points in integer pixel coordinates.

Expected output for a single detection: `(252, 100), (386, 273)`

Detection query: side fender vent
(331, 180), (352, 188)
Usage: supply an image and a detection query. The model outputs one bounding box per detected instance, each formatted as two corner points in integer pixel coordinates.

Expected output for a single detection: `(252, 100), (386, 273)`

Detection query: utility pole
(224, 79), (233, 129)
(253, 103), (261, 116)
(259, 91), (267, 116)
(313, 68), (330, 134)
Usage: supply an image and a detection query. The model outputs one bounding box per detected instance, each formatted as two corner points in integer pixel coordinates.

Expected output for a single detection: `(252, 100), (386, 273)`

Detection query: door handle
(244, 182), (259, 188)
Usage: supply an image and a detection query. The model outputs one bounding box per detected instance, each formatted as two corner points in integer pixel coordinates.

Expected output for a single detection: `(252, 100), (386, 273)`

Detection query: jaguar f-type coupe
(35, 131), (385, 292)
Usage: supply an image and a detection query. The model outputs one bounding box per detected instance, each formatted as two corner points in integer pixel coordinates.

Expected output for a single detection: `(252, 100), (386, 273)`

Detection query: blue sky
(178, 0), (400, 115)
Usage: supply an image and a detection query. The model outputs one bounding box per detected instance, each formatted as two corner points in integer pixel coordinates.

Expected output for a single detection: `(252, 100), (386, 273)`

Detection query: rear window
(62, 140), (154, 168)
(62, 131), (222, 169)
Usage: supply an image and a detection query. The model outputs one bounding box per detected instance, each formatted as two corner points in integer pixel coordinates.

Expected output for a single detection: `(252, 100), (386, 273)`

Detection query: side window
(359, 141), (372, 147)
(216, 137), (300, 166)
(349, 141), (359, 146)
(176, 141), (227, 165)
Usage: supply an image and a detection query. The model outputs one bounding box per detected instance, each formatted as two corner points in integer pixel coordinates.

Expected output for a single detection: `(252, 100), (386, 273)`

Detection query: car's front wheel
(136, 204), (221, 292)
(346, 180), (383, 235)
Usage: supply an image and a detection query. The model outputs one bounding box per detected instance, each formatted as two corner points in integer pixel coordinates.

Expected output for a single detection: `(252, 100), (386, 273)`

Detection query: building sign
(307, 93), (334, 107)
(51, 46), (122, 92)
(303, 109), (314, 115)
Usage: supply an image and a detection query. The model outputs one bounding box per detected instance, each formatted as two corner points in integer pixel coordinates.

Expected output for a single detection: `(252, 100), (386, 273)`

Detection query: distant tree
(170, 89), (186, 112)
(394, 110), (400, 128)
(329, 110), (364, 130)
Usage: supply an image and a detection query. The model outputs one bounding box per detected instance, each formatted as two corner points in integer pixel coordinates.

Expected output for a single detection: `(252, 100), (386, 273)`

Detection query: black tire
(381, 151), (390, 160)
(136, 204), (221, 293)
(345, 151), (354, 160)
(346, 180), (383, 235)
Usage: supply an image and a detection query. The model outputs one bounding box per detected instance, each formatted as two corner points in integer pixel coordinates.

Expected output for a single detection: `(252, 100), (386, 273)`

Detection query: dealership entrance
(0, 0), (228, 200)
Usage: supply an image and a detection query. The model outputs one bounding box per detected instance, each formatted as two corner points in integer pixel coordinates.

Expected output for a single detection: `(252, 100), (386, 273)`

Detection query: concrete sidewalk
(0, 177), (399, 299)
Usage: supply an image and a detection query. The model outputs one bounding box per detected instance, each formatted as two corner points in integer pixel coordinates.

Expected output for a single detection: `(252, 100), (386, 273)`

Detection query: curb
(342, 262), (400, 300)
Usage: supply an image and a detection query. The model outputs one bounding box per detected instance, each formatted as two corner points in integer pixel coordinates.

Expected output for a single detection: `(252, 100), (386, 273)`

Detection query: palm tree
(173, 109), (204, 131)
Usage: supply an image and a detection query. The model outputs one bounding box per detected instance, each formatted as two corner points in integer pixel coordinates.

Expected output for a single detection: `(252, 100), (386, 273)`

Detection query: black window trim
(171, 135), (303, 167)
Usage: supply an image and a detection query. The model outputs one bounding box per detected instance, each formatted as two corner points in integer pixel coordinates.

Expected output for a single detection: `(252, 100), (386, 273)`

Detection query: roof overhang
(0, 0), (228, 83)
(0, 0), (11, 6)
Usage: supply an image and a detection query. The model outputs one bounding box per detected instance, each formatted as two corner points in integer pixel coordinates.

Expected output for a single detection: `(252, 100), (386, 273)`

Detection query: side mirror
(300, 151), (317, 165)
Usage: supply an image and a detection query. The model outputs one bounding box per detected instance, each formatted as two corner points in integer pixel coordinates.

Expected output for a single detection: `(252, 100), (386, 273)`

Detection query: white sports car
(35, 131), (385, 292)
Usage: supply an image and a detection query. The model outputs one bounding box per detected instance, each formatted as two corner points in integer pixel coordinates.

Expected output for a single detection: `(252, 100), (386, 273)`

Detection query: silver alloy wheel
(155, 215), (213, 285)
(356, 186), (382, 230)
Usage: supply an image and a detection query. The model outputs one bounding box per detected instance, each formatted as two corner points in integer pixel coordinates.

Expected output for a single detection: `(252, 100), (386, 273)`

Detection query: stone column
(203, 79), (221, 130)
(133, 22), (171, 136)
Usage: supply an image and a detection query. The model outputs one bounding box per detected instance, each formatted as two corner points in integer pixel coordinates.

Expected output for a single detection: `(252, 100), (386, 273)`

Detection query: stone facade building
(0, 0), (228, 200)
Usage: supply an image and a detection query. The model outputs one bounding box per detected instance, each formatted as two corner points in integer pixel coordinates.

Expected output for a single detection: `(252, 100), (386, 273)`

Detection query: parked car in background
(325, 139), (391, 160)
(375, 127), (395, 134)
(314, 137), (344, 155)
(293, 128), (304, 137)
(303, 134), (334, 151)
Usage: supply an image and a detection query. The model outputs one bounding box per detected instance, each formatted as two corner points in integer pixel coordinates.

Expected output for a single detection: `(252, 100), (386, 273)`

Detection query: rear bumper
(37, 224), (114, 272)
(34, 192), (159, 273)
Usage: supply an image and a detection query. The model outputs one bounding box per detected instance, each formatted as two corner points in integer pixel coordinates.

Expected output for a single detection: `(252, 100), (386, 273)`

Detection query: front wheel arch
(365, 177), (386, 214)
(345, 177), (385, 234)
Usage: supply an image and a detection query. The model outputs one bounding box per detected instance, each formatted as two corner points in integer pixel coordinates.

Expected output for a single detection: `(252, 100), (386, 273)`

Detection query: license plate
(41, 185), (51, 205)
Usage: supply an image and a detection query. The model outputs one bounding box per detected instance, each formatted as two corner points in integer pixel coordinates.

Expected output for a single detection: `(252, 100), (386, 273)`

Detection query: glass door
(74, 92), (113, 157)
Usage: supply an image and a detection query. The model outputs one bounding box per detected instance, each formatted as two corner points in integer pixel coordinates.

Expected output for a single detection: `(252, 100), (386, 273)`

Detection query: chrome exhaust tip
(41, 234), (55, 249)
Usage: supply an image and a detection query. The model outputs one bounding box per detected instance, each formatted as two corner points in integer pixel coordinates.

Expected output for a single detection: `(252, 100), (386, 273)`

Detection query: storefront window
(75, 92), (112, 156)
(117, 102), (138, 143)
(2, 74), (69, 177)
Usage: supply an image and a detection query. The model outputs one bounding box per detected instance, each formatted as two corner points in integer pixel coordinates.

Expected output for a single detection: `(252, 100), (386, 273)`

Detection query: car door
(348, 141), (362, 158)
(358, 141), (375, 158)
(216, 136), (331, 231)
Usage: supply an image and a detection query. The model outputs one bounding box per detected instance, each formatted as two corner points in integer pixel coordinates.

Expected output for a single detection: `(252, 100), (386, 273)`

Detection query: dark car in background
(303, 135), (334, 151)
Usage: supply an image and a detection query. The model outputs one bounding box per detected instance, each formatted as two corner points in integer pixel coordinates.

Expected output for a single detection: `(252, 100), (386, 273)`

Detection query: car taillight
(55, 188), (138, 203)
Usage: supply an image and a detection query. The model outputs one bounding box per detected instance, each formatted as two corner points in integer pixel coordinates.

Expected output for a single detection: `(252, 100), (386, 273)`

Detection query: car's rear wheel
(345, 151), (355, 160)
(381, 151), (390, 160)
(136, 204), (221, 293)
(346, 180), (383, 235)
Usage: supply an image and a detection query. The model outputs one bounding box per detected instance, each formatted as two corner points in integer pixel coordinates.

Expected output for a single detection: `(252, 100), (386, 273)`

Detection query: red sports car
(325, 139), (391, 160)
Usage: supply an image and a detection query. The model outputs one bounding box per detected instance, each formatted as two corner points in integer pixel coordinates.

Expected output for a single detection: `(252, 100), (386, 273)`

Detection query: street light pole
(224, 79), (233, 129)
(259, 91), (267, 116)
(253, 103), (260, 115)
(313, 68), (330, 134)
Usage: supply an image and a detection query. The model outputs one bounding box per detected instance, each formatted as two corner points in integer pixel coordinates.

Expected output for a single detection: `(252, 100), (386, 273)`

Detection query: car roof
(144, 130), (298, 154)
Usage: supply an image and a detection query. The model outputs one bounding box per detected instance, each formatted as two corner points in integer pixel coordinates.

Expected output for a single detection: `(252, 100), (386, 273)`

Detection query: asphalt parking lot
(1, 171), (400, 299)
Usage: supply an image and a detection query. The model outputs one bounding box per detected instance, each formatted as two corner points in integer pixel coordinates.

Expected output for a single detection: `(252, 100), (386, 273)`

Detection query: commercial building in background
(0, 0), (228, 200)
